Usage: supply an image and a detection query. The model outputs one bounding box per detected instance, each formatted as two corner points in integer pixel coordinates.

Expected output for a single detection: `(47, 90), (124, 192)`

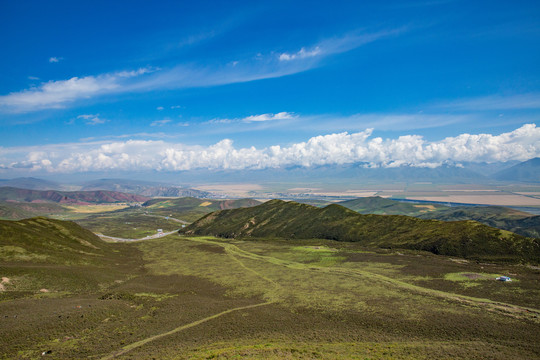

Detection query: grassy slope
(182, 200), (540, 263)
(418, 206), (540, 238)
(338, 196), (540, 238)
(338, 196), (446, 216)
(0, 217), (114, 265)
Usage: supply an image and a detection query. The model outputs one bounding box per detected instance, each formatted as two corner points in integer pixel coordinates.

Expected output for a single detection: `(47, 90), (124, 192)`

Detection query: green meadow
(2, 215), (539, 359)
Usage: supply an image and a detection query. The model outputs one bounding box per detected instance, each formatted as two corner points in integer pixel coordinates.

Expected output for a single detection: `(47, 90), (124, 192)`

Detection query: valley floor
(1, 233), (539, 359)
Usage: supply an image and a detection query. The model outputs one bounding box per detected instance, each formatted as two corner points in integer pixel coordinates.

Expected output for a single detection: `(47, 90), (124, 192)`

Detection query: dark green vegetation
(0, 217), (117, 265)
(337, 196), (540, 238)
(143, 197), (261, 222)
(338, 196), (447, 216)
(2, 217), (539, 359)
(0, 187), (149, 205)
(418, 205), (540, 239)
(182, 200), (540, 263)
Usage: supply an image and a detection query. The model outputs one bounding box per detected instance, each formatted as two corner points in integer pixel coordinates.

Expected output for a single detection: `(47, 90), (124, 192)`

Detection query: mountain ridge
(182, 199), (540, 263)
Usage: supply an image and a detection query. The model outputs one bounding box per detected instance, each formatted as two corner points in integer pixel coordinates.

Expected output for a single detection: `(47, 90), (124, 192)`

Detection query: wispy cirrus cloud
(431, 93), (540, 111)
(203, 112), (296, 125)
(151, 119), (172, 126)
(0, 28), (404, 113)
(242, 112), (297, 122)
(1, 124), (537, 174)
(77, 114), (107, 125)
(0, 67), (154, 113)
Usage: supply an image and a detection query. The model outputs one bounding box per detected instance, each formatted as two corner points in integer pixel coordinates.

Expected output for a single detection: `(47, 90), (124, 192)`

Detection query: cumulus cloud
(49, 57), (62, 63)
(0, 124), (538, 174)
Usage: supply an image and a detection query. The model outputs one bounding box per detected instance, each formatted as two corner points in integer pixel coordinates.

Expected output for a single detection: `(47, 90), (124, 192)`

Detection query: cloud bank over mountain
(1, 124), (538, 174)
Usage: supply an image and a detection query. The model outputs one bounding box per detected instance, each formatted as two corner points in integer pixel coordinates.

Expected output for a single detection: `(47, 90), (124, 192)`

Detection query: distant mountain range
(80, 178), (213, 198)
(0, 187), (149, 205)
(181, 200), (540, 263)
(0, 177), (62, 190)
(142, 158), (539, 184)
(493, 158), (540, 182)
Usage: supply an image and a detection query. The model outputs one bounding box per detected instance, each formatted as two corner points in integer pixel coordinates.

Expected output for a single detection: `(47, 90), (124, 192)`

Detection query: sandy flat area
(308, 191), (379, 197)
(406, 195), (540, 206)
(194, 184), (265, 197)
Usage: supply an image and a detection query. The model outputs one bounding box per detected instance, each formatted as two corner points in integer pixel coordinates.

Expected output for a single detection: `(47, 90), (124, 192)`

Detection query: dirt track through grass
(100, 300), (274, 359)
(102, 235), (282, 359)
(182, 236), (540, 322)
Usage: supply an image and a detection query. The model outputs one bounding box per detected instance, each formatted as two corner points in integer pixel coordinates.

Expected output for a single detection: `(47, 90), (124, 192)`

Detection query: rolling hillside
(338, 196), (540, 238)
(338, 196), (446, 216)
(0, 217), (114, 264)
(0, 187), (150, 204)
(418, 206), (540, 238)
(182, 200), (540, 262)
(143, 197), (262, 222)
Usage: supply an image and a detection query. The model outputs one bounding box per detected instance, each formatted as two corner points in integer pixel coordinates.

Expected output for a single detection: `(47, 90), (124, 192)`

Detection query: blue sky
(1, 0), (539, 176)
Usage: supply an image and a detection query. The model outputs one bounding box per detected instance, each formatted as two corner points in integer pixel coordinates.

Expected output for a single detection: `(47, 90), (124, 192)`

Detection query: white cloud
(156, 106), (164, 111)
(279, 47), (321, 61)
(242, 112), (297, 122)
(151, 119), (172, 126)
(28, 76), (40, 80)
(0, 67), (154, 112)
(49, 57), (62, 63)
(77, 114), (107, 125)
(1, 124), (538, 174)
(1, 28), (403, 113)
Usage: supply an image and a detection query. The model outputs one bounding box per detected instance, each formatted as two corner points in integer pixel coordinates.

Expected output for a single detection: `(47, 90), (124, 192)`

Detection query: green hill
(418, 206), (540, 238)
(0, 217), (114, 265)
(143, 197), (262, 222)
(338, 196), (445, 215)
(336, 196), (540, 238)
(182, 200), (540, 263)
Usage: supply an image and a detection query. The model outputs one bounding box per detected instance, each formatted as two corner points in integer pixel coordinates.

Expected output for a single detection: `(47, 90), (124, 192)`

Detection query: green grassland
(182, 200), (540, 263)
(1, 216), (540, 359)
(73, 211), (182, 238)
